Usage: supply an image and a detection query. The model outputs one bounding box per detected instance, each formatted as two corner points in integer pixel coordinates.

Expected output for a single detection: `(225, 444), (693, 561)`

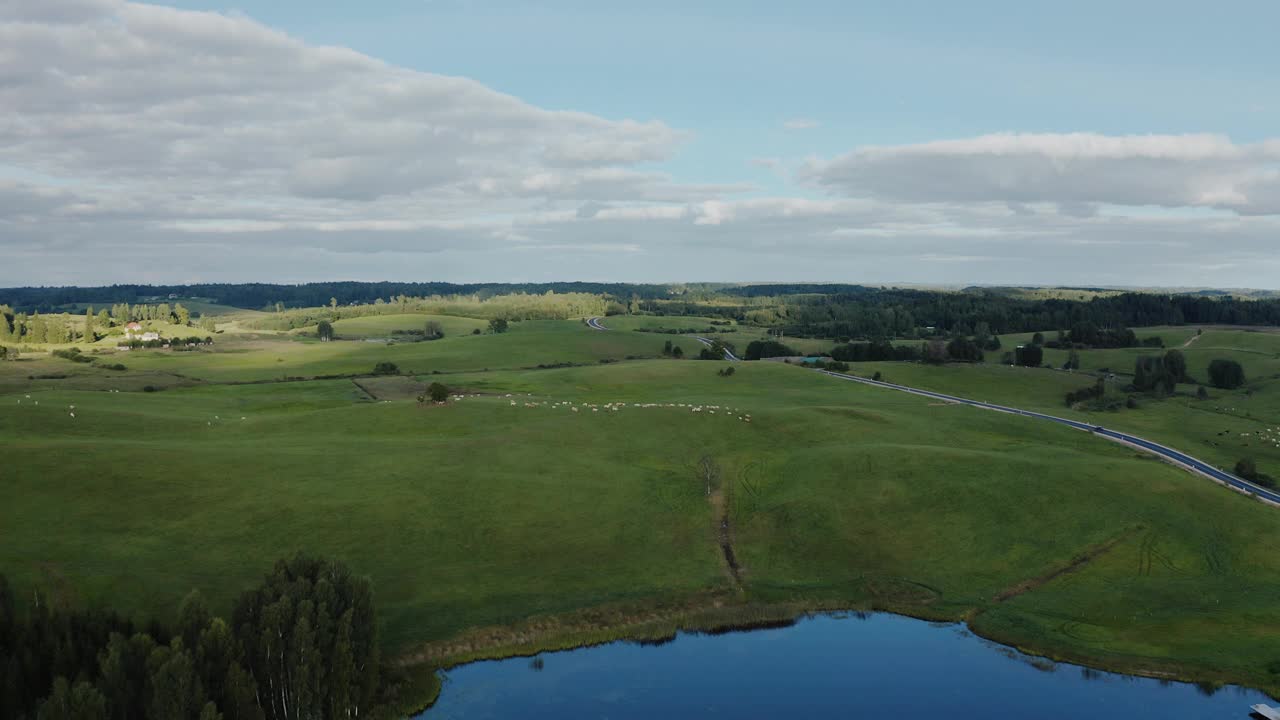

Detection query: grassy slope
(84, 321), (667, 383)
(4, 322), (1280, 693)
(848, 327), (1280, 475)
(595, 315), (832, 355)
(316, 314), (489, 339)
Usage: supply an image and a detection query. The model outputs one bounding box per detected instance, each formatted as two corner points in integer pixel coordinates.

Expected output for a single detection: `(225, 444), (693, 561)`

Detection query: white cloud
(0, 0), (693, 207)
(802, 132), (1280, 215)
(783, 118), (820, 130)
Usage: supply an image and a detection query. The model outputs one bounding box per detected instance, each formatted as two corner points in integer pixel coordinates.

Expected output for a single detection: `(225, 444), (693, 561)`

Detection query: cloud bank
(2, 1), (1279, 287)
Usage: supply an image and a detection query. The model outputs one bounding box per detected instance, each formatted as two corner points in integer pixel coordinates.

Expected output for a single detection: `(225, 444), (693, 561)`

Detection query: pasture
(4, 315), (1280, 694)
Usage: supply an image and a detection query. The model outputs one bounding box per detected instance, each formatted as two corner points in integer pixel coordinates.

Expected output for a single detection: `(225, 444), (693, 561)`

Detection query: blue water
(418, 613), (1271, 719)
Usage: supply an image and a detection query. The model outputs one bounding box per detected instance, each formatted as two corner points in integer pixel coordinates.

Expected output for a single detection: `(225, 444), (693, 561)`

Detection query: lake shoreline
(393, 591), (1280, 717)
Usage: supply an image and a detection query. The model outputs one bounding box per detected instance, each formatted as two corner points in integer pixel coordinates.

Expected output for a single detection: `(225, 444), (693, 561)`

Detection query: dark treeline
(830, 340), (921, 362)
(768, 289), (1280, 339)
(1, 554), (381, 720)
(0, 283), (673, 313)
(8, 284), (1280, 338)
(743, 340), (796, 360)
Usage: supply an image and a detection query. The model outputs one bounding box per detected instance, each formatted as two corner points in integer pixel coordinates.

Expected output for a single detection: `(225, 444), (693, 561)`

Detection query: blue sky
(4, 0), (1280, 286)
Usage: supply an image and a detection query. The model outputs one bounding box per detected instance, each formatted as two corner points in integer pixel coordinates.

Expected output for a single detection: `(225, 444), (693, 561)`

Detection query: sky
(3, 0), (1280, 287)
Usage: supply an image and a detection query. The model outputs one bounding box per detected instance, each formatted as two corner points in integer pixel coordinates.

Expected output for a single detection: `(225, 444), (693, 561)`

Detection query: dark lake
(416, 613), (1271, 719)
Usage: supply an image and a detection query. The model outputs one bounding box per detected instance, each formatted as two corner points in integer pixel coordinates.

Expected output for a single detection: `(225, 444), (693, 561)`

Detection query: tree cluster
(1131, 350), (1190, 394)
(1065, 378), (1109, 407)
(1, 554), (380, 720)
(1208, 359), (1246, 389)
(1235, 458), (1275, 488)
(371, 362), (399, 376)
(1014, 344), (1043, 367)
(829, 340), (920, 362)
(743, 340), (796, 360)
(944, 336), (984, 363)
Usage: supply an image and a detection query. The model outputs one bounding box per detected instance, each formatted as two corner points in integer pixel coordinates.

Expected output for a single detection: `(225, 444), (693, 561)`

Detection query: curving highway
(814, 368), (1280, 507)
(585, 317), (740, 361)
(694, 336), (740, 362)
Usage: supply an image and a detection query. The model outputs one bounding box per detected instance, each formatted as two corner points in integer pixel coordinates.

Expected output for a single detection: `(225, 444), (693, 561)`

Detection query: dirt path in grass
(709, 487), (743, 589)
(1181, 334), (1202, 349)
(992, 526), (1142, 603)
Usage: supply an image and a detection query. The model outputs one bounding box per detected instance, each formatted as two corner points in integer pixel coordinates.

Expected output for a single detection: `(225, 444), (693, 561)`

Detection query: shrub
(717, 366), (736, 377)
(1236, 457), (1258, 479)
(372, 361), (399, 375)
(53, 348), (94, 363)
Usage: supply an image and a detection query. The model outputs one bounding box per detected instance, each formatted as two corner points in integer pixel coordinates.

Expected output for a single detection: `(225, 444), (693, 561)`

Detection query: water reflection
(418, 613), (1272, 719)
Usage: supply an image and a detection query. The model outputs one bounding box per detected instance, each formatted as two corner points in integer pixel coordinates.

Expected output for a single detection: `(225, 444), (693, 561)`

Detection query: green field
(316, 313), (490, 339)
(5, 313), (1280, 697)
(594, 315), (834, 355)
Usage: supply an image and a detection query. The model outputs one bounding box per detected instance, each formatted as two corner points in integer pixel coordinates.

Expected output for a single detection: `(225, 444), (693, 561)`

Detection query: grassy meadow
(4, 310), (1280, 697)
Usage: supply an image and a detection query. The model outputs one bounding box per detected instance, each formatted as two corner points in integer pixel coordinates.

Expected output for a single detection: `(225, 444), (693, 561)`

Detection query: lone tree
(317, 320), (334, 341)
(427, 381), (449, 403)
(1208, 358), (1245, 389)
(488, 318), (509, 334)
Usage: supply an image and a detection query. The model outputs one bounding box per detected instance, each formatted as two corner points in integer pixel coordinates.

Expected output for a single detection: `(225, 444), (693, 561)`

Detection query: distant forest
(4, 283), (1280, 340)
(759, 288), (1280, 338)
(0, 282), (675, 313)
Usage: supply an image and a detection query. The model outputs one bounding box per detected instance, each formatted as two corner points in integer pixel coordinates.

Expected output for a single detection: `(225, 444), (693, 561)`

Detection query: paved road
(585, 317), (740, 361)
(815, 368), (1280, 507)
(694, 336), (740, 362)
